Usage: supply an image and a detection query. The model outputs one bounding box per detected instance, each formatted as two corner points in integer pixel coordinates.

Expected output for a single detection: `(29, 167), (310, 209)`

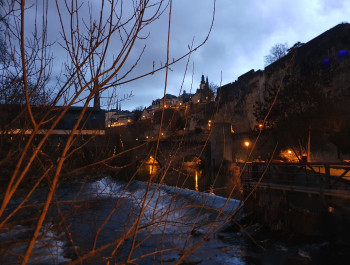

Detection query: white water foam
(87, 178), (241, 236)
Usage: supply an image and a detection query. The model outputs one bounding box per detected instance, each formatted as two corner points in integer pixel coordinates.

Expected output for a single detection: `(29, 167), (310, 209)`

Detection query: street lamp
(243, 140), (251, 162)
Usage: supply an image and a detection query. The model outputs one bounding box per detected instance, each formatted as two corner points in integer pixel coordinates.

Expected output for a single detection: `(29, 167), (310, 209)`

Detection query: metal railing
(238, 162), (350, 198)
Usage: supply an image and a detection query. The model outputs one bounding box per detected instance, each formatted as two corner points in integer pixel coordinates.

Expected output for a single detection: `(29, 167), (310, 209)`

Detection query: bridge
(136, 122), (350, 242)
(241, 162), (350, 197)
(104, 121), (350, 241)
(239, 162), (350, 242)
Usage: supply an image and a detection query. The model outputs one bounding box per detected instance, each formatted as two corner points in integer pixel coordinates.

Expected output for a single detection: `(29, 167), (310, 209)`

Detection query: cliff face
(217, 23), (350, 161)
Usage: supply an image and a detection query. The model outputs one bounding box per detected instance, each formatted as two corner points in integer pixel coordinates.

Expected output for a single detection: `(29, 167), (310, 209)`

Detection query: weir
(153, 120), (350, 241)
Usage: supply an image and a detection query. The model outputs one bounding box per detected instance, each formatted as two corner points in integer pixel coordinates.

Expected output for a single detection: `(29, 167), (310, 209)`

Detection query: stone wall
(216, 23), (350, 162)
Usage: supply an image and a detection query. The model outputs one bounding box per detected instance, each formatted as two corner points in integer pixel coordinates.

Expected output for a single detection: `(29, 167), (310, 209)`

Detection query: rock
(190, 229), (202, 237)
(180, 256), (203, 265)
(298, 249), (311, 260)
(235, 249), (246, 256)
(161, 257), (177, 262)
(217, 233), (231, 243)
(219, 245), (237, 253)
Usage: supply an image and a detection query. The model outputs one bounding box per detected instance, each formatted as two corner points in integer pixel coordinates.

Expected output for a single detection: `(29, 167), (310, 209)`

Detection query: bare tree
(264, 42), (289, 66)
(0, 1), (247, 265)
(133, 105), (144, 121)
(0, 0), (53, 105)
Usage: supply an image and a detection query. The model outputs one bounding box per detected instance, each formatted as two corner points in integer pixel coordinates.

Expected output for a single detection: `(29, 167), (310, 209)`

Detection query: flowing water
(1, 177), (348, 264)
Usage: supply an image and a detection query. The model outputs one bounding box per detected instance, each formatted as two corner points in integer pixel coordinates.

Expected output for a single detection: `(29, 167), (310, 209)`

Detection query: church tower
(200, 74), (206, 90)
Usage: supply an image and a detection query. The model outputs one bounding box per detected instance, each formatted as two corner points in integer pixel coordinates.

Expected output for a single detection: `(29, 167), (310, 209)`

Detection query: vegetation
(0, 1), (244, 265)
(254, 59), (349, 159)
(264, 43), (289, 66)
(132, 106), (144, 121)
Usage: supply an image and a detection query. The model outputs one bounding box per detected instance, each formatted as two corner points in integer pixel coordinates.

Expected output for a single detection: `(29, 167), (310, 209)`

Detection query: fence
(239, 162), (350, 198)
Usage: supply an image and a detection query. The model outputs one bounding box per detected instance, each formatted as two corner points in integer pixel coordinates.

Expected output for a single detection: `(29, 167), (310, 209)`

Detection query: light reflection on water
(86, 177), (244, 264)
(2, 178), (345, 265)
(137, 156), (160, 177)
(84, 178), (340, 265)
(182, 156), (202, 191)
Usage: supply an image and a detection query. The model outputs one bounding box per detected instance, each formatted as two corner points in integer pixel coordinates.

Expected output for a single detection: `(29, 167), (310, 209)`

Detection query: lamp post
(244, 140), (250, 161)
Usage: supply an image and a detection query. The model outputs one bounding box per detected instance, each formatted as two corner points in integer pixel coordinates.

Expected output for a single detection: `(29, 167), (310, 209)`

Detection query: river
(0, 177), (348, 264)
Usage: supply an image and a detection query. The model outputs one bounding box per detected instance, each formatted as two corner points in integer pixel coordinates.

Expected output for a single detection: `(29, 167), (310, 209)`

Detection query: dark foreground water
(1, 177), (349, 264)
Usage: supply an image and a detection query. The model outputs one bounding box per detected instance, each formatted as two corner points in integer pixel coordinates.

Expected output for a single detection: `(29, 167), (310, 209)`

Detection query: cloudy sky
(112, 0), (350, 111)
(22, 0), (350, 110)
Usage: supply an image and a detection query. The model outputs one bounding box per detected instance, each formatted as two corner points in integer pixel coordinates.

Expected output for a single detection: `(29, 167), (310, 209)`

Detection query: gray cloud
(20, 0), (350, 110)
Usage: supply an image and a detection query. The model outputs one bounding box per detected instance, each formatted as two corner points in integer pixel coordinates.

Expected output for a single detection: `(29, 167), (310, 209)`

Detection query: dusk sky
(113, 0), (350, 111)
(25, 0), (350, 110)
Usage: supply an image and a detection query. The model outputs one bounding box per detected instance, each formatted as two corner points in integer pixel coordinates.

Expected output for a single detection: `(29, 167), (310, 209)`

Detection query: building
(218, 23), (350, 162)
(151, 94), (180, 110)
(0, 104), (105, 137)
(105, 109), (134, 127)
(140, 107), (153, 120)
(192, 75), (215, 104)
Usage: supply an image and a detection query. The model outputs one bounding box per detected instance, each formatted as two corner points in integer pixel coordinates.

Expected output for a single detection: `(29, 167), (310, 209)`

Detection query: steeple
(200, 74), (205, 90)
(206, 76), (209, 88)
